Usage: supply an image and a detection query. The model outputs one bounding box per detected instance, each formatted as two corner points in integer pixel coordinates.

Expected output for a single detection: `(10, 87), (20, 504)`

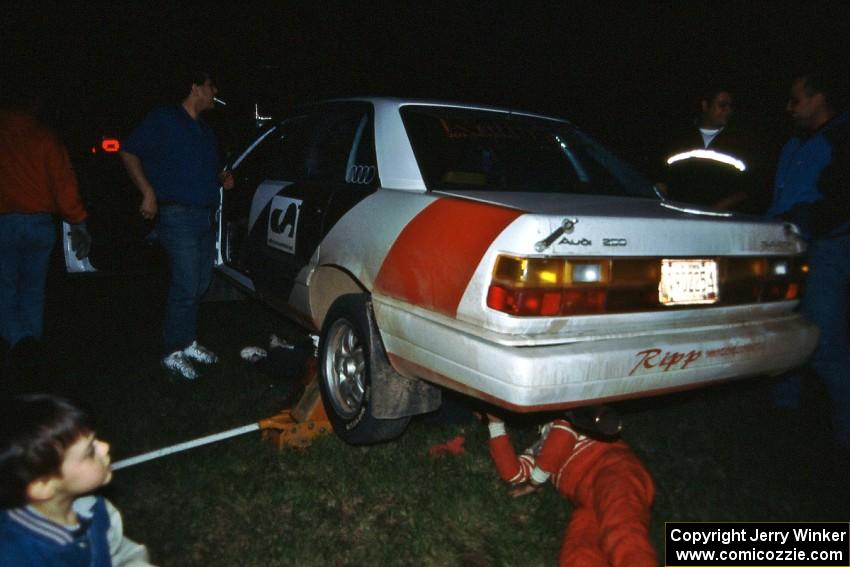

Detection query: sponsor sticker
(628, 342), (763, 376)
(267, 195), (302, 254)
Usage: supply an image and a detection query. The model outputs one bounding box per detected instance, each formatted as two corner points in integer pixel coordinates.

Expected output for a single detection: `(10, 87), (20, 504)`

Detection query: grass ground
(18, 271), (850, 565)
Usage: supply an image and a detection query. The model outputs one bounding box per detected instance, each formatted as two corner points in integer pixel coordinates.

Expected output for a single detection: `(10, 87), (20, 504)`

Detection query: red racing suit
(488, 419), (656, 567)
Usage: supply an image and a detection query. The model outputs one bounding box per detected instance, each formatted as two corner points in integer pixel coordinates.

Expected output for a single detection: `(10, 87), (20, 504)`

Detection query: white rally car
(210, 97), (816, 443)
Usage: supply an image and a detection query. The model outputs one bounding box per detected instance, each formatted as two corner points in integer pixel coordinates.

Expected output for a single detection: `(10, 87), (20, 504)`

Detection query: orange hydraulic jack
(110, 357), (333, 470)
(259, 357), (333, 449)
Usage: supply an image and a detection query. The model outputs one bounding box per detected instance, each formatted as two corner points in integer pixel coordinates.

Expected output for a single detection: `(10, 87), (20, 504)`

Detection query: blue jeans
(771, 234), (850, 449)
(157, 205), (216, 356)
(0, 213), (56, 348)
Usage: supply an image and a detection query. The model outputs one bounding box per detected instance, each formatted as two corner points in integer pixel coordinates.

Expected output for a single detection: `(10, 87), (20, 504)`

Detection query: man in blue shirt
(121, 70), (234, 380)
(767, 70), (850, 451)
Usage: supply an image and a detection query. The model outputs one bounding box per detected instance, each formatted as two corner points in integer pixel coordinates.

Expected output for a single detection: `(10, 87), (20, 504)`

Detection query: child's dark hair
(0, 395), (94, 508)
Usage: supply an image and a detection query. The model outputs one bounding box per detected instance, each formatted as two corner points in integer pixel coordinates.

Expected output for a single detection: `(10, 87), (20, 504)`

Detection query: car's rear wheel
(318, 294), (410, 444)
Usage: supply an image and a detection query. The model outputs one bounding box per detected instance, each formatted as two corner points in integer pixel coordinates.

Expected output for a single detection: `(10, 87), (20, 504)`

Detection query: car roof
(296, 96), (571, 125)
(275, 97), (577, 192)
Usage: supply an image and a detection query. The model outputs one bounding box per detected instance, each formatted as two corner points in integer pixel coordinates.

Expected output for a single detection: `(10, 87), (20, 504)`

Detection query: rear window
(400, 106), (657, 198)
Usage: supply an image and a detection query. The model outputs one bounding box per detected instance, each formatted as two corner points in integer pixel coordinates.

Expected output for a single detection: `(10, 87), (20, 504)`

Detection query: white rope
(111, 423), (260, 471)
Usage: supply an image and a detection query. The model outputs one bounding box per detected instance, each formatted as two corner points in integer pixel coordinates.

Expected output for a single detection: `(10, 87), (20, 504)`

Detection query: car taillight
(486, 254), (807, 317)
(101, 138), (120, 152)
(91, 138), (121, 154)
(487, 256), (610, 316)
(723, 258), (807, 303)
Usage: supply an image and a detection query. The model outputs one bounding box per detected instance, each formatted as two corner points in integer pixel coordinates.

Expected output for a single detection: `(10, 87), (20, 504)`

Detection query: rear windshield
(400, 106), (657, 198)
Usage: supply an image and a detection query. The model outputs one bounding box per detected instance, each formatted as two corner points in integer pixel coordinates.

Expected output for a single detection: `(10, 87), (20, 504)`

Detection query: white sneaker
(162, 351), (199, 380)
(183, 341), (219, 364)
(240, 346), (267, 363)
(269, 334), (293, 350)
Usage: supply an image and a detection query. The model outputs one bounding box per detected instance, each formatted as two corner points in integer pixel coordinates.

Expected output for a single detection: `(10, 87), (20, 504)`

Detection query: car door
(219, 102), (379, 315)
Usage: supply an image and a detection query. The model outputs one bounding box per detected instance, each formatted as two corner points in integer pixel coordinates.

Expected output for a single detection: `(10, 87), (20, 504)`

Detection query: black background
(4, 2), (850, 170)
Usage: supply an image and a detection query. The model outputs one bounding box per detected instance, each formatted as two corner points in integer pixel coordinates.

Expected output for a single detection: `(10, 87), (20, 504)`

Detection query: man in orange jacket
(486, 413), (657, 567)
(0, 78), (90, 383)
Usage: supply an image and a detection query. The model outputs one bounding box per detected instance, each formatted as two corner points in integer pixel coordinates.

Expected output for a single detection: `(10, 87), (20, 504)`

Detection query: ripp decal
(629, 348), (702, 376)
(706, 342), (763, 358)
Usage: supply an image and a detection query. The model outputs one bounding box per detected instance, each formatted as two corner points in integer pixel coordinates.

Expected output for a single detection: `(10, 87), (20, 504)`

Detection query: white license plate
(659, 259), (719, 305)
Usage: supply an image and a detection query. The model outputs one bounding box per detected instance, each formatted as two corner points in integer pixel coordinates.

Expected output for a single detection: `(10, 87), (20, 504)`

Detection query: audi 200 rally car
(215, 97), (817, 444)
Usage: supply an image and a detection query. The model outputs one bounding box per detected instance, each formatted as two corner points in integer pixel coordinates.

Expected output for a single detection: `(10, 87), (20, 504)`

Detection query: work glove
(69, 222), (92, 260)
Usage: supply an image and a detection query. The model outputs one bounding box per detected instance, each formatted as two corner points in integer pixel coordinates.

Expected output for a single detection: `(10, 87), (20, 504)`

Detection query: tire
(318, 294), (410, 444)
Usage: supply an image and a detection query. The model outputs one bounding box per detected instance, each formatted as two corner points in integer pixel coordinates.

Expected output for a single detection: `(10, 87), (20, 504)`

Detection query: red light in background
(101, 138), (120, 153)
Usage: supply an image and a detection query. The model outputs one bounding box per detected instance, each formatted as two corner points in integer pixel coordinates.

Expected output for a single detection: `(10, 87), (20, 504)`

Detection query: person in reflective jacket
(658, 86), (767, 214)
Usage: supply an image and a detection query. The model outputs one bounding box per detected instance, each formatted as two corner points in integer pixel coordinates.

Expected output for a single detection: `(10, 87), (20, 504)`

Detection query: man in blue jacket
(767, 69), (850, 451)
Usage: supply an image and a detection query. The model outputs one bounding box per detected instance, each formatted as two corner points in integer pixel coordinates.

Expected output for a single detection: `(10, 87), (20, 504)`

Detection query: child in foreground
(0, 394), (153, 566)
(485, 412), (657, 567)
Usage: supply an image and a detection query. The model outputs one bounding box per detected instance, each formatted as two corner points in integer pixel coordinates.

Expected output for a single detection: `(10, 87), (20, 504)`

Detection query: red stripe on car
(374, 198), (521, 317)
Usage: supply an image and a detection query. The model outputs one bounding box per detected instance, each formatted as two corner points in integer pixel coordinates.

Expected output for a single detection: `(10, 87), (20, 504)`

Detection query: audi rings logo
(346, 165), (376, 185)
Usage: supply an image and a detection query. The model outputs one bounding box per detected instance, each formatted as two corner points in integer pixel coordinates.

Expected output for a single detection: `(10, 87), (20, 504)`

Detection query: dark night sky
(4, 2), (849, 166)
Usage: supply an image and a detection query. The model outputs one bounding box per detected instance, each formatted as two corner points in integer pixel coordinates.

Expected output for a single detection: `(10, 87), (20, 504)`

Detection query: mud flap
(365, 298), (442, 419)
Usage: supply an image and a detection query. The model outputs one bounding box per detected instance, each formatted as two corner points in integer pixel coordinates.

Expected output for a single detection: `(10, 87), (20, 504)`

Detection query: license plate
(659, 259), (719, 305)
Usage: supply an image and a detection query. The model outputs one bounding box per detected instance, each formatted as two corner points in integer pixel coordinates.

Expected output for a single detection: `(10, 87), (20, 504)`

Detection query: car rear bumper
(374, 298), (819, 410)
